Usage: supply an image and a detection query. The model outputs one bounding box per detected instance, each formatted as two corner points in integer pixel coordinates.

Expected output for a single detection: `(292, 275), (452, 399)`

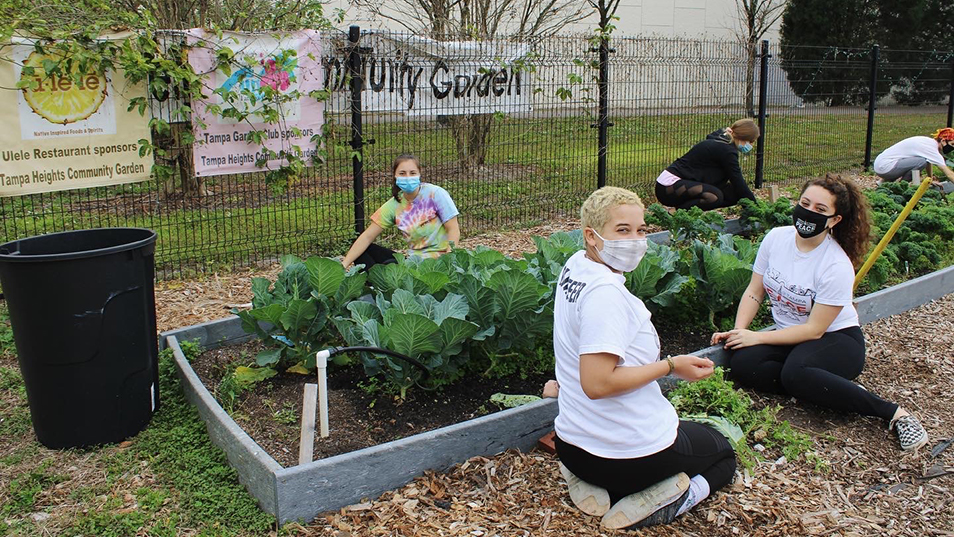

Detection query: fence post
(863, 44), (879, 171)
(593, 34), (613, 189)
(754, 40), (770, 189)
(948, 55), (954, 128)
(347, 25), (366, 235)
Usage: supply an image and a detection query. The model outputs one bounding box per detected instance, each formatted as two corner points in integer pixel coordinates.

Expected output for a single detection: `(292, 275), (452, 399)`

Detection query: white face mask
(591, 229), (649, 272)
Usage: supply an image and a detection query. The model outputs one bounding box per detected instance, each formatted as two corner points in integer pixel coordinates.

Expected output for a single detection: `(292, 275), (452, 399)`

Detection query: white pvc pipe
(315, 350), (330, 438)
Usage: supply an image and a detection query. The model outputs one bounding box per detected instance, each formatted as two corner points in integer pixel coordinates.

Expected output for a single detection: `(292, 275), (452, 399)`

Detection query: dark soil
(189, 324), (714, 469)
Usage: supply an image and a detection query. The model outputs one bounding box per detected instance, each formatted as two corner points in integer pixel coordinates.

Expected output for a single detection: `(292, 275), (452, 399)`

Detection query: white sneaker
(601, 472), (690, 530)
(559, 462), (610, 516)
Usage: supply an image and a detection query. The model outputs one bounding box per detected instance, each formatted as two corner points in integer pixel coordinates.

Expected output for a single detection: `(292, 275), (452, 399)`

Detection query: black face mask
(792, 204), (834, 238)
(943, 144), (954, 155)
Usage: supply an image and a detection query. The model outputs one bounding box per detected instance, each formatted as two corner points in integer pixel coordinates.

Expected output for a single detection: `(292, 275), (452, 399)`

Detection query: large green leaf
(368, 263), (410, 296)
(249, 304), (284, 326)
(438, 317), (480, 351)
(414, 271), (451, 295)
(472, 247), (506, 267)
(250, 277), (273, 308)
(627, 255), (668, 298)
(487, 270), (546, 323)
(391, 288), (426, 316)
(384, 312), (442, 357)
(649, 273), (690, 309)
(335, 271), (368, 305)
(456, 274), (497, 328)
(255, 348), (282, 367)
(305, 256), (346, 298)
(280, 298), (317, 332)
(347, 300), (380, 325)
(236, 310), (270, 338)
(433, 293), (470, 325)
(274, 260), (312, 301)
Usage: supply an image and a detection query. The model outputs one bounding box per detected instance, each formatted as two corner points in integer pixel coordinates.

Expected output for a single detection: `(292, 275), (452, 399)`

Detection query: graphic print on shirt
(558, 266), (586, 303)
(396, 196), (440, 235)
(762, 267), (816, 323)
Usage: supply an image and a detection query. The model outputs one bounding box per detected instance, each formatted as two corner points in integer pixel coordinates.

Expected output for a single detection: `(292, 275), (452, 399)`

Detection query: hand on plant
(542, 380), (560, 398)
(671, 355), (714, 381)
(721, 329), (762, 349)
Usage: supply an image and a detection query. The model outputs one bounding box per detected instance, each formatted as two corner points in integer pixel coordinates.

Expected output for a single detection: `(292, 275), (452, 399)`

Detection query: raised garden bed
(160, 263), (954, 524)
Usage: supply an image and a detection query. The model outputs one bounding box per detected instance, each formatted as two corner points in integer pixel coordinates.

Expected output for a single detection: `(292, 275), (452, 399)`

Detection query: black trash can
(0, 228), (159, 449)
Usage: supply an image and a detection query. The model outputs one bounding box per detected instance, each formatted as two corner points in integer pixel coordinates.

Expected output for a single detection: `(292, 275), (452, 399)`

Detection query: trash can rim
(0, 228), (157, 263)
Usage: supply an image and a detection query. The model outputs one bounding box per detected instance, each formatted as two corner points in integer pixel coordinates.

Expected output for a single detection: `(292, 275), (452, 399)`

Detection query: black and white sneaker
(891, 414), (928, 452)
(601, 472), (690, 530)
(559, 462), (610, 516)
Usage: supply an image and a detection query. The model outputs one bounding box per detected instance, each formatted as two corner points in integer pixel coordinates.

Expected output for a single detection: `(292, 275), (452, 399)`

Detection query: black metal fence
(1, 29), (951, 279)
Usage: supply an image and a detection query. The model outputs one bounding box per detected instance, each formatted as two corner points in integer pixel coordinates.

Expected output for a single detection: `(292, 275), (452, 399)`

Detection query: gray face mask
(591, 229), (648, 272)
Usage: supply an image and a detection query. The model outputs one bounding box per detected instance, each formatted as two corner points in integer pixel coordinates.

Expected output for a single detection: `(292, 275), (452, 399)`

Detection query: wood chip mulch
(286, 295), (954, 537)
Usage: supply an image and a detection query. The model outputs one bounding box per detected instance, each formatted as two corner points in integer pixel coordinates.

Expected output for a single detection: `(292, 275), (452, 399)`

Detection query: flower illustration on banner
(261, 58), (294, 91)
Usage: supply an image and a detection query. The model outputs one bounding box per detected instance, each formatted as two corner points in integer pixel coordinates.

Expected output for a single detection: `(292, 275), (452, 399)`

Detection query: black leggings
(728, 326), (898, 420)
(355, 243), (397, 271)
(555, 421), (736, 504)
(655, 179), (741, 210)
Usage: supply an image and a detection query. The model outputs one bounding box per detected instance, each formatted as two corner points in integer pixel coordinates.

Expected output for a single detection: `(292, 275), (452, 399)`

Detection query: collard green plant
(234, 255), (366, 379)
(333, 289), (479, 398)
(625, 241), (690, 312)
(738, 197), (794, 238)
(689, 234), (755, 327)
(644, 204), (726, 244)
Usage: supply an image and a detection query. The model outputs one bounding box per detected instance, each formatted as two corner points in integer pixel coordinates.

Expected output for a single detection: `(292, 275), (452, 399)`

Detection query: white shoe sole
(601, 472), (691, 530)
(559, 462), (610, 516)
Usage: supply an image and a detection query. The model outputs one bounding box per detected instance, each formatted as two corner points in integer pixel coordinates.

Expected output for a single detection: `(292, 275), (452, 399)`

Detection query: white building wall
(323, 0), (784, 42)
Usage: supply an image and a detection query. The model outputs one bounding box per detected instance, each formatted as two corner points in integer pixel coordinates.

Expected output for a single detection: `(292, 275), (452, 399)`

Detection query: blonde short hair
(580, 186), (644, 232)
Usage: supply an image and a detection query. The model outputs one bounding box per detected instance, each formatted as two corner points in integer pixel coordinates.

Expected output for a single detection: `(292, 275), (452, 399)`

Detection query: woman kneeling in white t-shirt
(552, 186), (737, 530)
(712, 173), (929, 452)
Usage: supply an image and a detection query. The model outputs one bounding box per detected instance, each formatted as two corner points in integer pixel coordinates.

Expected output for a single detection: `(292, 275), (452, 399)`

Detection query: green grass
(0, 325), (274, 535)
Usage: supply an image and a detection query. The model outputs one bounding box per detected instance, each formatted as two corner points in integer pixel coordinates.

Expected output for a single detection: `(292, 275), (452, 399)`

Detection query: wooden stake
(298, 383), (318, 465)
(768, 185), (780, 203)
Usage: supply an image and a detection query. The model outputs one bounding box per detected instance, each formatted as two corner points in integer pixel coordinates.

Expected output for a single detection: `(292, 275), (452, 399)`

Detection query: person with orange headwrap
(873, 128), (954, 193)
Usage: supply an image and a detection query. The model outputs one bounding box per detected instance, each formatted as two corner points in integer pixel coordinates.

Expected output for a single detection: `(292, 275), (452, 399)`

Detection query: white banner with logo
(324, 33), (532, 116)
(0, 34), (153, 197)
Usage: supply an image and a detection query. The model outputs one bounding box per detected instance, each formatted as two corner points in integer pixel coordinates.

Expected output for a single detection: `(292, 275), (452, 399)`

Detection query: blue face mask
(738, 142), (753, 154)
(396, 176), (421, 194)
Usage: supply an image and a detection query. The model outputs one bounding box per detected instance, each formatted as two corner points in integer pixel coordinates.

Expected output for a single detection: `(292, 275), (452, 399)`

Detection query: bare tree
(353, 0), (589, 167)
(733, 0), (787, 117)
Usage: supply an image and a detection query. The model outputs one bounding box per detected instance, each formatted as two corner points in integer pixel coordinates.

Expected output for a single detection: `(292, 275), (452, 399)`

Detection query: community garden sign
(0, 33), (153, 197)
(187, 30), (325, 177)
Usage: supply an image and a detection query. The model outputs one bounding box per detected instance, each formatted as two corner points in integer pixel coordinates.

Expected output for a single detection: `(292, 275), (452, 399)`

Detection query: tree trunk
(745, 40), (757, 117)
(450, 114), (494, 167)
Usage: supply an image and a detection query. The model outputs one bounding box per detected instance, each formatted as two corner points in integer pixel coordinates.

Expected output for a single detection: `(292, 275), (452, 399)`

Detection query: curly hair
(580, 186), (644, 232)
(931, 127), (954, 142)
(799, 173), (871, 267)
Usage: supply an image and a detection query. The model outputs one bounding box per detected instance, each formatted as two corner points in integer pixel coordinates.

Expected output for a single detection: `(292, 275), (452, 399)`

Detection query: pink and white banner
(187, 30), (324, 177)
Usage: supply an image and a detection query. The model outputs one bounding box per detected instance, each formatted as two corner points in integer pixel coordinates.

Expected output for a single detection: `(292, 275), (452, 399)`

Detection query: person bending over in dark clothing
(655, 118), (759, 211)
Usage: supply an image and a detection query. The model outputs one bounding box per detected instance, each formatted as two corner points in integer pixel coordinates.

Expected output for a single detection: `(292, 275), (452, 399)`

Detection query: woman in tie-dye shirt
(341, 154), (460, 270)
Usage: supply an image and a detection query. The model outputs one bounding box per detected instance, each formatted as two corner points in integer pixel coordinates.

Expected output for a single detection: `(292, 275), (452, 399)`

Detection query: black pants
(728, 326), (898, 420)
(655, 179), (741, 211)
(355, 243), (398, 271)
(555, 421), (736, 504)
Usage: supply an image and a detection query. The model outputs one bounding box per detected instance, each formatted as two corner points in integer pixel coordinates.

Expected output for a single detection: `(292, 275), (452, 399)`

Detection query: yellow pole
(854, 178), (933, 290)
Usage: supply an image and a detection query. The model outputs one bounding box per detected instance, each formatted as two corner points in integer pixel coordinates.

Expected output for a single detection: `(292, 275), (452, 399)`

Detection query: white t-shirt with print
(553, 251), (679, 459)
(753, 226), (858, 331)
(873, 136), (945, 174)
